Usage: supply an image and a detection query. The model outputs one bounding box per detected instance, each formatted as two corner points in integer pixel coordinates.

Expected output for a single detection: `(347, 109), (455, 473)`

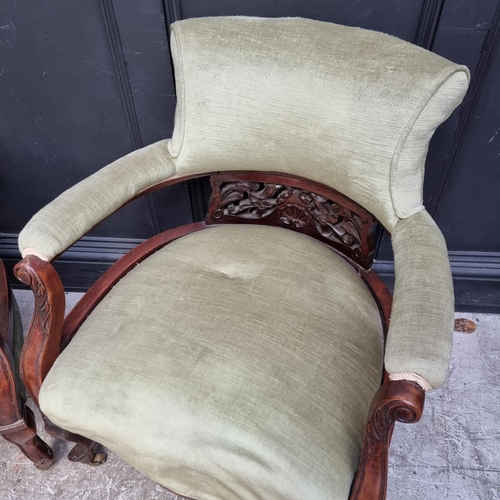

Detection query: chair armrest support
(19, 140), (176, 262)
(13, 256), (65, 406)
(349, 380), (425, 500)
(384, 210), (454, 390)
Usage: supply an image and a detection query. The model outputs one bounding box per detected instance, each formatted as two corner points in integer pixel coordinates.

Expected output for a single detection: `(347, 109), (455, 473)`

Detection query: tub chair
(14, 17), (469, 500)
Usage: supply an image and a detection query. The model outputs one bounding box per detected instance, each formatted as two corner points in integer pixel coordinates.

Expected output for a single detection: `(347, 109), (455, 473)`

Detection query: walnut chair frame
(0, 258), (53, 468)
(15, 170), (425, 500)
(12, 14), (469, 498)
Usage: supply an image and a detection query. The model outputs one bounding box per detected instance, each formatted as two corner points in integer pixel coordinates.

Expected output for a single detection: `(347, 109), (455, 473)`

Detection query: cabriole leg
(42, 415), (106, 466)
(2, 406), (53, 469)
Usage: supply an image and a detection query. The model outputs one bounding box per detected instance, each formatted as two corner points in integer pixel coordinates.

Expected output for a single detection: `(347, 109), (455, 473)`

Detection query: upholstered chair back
(167, 17), (469, 231)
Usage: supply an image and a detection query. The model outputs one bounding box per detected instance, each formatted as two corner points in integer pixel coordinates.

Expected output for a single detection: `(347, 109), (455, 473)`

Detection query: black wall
(1, 0), (499, 312)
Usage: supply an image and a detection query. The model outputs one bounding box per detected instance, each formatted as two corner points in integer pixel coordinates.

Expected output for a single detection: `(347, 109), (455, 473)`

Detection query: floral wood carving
(349, 381), (424, 500)
(207, 173), (376, 268)
(280, 205), (308, 229)
(211, 181), (363, 246)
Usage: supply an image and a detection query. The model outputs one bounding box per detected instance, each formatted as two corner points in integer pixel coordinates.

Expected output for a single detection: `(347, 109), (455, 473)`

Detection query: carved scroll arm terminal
(14, 256), (65, 406)
(349, 380), (425, 500)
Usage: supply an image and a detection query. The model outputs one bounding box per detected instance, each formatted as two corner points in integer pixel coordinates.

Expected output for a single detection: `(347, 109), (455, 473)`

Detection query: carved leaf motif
(219, 181), (260, 207)
(338, 219), (361, 242)
(301, 191), (362, 246)
(209, 180), (364, 252)
(218, 182), (293, 219)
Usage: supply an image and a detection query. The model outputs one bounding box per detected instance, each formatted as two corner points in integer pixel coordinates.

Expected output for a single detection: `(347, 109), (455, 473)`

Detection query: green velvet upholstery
(19, 16), (470, 496)
(19, 140), (176, 261)
(18, 17), (469, 261)
(40, 226), (384, 500)
(168, 17), (469, 230)
(385, 210), (454, 390)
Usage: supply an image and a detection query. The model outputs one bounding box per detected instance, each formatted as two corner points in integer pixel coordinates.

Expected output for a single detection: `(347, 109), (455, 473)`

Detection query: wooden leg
(2, 406), (53, 469)
(42, 415), (106, 466)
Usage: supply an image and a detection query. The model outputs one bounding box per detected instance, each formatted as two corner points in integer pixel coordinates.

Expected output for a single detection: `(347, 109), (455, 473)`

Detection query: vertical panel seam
(100, 0), (161, 235)
(374, 1), (445, 257)
(161, 0), (207, 223)
(414, 0), (445, 49)
(430, 1), (500, 218)
(162, 0), (183, 27)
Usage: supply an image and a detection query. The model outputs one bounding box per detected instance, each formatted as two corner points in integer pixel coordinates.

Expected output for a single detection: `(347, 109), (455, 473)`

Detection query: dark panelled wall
(0, 0), (499, 311)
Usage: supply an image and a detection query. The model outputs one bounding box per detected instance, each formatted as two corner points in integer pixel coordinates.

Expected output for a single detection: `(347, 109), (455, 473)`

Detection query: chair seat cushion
(40, 225), (384, 500)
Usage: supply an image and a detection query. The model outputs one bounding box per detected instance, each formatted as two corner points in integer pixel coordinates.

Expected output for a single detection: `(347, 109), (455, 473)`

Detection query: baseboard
(0, 233), (143, 292)
(374, 251), (500, 313)
(2, 234), (499, 313)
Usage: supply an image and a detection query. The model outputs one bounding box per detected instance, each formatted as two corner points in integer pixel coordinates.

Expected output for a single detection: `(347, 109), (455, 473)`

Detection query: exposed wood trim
(428, 1), (500, 216)
(414, 0), (445, 49)
(101, 0), (161, 235)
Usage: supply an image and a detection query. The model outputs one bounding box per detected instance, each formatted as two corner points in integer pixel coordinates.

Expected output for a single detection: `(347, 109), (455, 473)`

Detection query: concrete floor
(1, 290), (499, 500)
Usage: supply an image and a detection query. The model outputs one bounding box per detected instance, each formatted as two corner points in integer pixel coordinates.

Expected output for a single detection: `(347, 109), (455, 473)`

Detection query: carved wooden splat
(206, 172), (377, 269)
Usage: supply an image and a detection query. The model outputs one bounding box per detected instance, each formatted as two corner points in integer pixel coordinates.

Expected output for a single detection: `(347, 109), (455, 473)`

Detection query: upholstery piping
(168, 23), (186, 161)
(389, 66), (470, 220)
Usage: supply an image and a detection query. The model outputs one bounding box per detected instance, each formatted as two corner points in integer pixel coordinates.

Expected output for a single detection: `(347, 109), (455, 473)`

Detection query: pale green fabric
(18, 17), (469, 260)
(168, 16), (469, 230)
(18, 140), (176, 261)
(392, 71), (468, 218)
(40, 226), (384, 500)
(385, 210), (454, 389)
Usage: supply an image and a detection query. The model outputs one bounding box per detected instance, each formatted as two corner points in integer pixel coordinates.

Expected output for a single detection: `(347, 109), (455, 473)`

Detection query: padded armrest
(19, 140), (176, 261)
(385, 210), (454, 391)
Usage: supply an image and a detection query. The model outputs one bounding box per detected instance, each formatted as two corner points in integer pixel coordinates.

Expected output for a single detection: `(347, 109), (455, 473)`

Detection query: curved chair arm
(19, 140), (176, 262)
(13, 256), (65, 406)
(384, 210), (454, 391)
(349, 379), (425, 500)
